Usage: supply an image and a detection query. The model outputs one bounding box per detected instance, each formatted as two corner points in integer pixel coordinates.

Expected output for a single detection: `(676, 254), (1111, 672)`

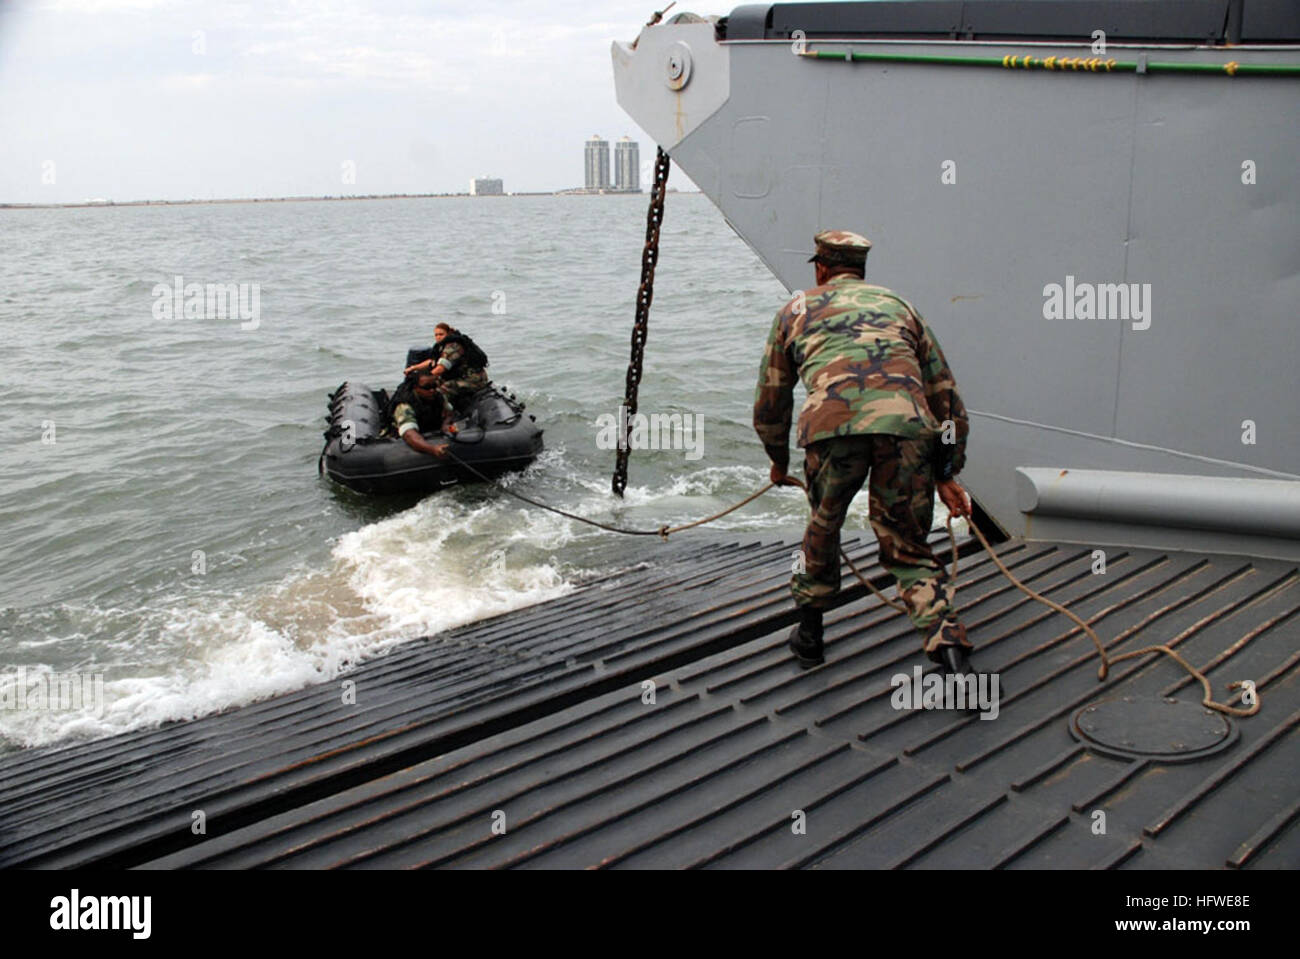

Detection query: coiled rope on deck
(958, 517), (1260, 718)
(442, 446), (1258, 718)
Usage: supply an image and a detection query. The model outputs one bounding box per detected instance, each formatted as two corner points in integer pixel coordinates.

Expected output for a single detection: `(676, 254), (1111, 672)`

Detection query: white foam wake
(0, 495), (575, 750)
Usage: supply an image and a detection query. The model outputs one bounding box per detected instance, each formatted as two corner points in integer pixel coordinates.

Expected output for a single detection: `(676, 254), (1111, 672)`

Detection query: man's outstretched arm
(910, 314), (971, 516)
(753, 310), (797, 483)
(394, 403), (449, 458)
(914, 317), (969, 479)
(402, 429), (449, 458)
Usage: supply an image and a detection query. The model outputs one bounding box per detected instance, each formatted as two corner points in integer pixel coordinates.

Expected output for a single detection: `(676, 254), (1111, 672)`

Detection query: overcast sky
(0, 0), (716, 202)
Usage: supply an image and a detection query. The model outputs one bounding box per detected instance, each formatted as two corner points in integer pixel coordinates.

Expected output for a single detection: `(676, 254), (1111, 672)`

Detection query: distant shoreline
(0, 190), (700, 211)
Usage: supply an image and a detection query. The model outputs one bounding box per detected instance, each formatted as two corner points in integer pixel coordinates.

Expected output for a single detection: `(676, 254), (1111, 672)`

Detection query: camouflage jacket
(753, 275), (968, 474)
(391, 402), (421, 437)
(436, 340), (478, 377)
(432, 340), (489, 394)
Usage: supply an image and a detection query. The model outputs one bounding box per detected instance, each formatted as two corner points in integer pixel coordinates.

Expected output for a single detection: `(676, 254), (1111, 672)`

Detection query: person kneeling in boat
(403, 322), (490, 432)
(390, 373), (451, 459)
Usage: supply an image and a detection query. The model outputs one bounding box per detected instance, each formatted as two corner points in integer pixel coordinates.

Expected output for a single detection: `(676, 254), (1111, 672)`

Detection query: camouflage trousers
(437, 370), (489, 413)
(792, 434), (970, 660)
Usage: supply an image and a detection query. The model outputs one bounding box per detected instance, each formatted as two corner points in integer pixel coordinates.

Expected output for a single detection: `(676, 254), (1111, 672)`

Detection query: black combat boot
(928, 619), (973, 673)
(930, 620), (1000, 708)
(787, 607), (825, 669)
(938, 644), (974, 676)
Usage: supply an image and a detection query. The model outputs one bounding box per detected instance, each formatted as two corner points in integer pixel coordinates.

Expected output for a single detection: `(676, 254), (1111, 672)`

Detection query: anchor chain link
(612, 146), (671, 497)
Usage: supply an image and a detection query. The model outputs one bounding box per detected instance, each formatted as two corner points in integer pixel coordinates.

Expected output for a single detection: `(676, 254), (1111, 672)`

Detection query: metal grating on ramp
(3, 536), (1297, 870)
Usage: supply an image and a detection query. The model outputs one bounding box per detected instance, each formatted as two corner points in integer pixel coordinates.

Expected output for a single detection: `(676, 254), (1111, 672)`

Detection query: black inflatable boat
(319, 375), (543, 496)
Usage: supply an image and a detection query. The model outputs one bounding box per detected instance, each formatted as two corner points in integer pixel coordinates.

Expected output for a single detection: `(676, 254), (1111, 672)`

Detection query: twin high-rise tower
(613, 137), (640, 192)
(584, 136), (640, 192)
(584, 136), (610, 191)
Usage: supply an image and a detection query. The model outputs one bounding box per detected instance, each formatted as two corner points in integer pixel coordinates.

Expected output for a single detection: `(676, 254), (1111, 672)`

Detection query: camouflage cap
(808, 229), (872, 266)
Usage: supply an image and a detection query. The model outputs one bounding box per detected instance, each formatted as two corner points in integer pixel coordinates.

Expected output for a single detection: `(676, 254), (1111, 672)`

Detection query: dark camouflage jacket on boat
(390, 398), (446, 437)
(435, 340), (490, 394)
(753, 274), (968, 474)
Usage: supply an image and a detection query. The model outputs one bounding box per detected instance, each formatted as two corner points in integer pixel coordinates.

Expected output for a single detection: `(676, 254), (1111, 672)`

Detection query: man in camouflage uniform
(754, 230), (975, 672)
(404, 323), (491, 430)
(389, 373), (451, 458)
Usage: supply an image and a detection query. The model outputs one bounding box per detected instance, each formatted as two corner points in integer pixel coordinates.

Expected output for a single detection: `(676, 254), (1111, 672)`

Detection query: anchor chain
(612, 145), (671, 498)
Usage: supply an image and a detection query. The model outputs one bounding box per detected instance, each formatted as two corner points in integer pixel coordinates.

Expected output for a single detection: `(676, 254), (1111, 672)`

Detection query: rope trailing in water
(445, 446), (1259, 717)
(612, 146), (672, 498)
(449, 447), (774, 539)
(799, 48), (1300, 77)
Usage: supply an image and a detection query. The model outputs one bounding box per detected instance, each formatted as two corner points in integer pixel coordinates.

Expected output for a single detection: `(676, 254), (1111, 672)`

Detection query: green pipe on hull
(800, 49), (1300, 77)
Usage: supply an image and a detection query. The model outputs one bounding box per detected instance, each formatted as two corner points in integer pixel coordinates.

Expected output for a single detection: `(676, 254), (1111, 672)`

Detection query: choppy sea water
(0, 194), (956, 752)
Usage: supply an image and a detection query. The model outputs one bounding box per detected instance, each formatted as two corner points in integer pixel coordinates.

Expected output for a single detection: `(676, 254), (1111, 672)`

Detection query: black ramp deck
(1, 534), (1297, 869)
(0, 534), (892, 868)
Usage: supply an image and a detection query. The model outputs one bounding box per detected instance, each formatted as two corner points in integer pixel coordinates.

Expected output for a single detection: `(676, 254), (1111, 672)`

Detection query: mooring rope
(441, 446), (1258, 717)
(446, 447), (779, 539)
(958, 518), (1260, 718)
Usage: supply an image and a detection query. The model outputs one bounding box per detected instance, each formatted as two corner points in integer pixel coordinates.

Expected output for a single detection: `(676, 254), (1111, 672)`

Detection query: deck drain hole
(1069, 696), (1237, 763)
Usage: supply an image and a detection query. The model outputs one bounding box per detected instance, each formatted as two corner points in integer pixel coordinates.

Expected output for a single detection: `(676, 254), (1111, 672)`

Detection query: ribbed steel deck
(1, 534), (1296, 869)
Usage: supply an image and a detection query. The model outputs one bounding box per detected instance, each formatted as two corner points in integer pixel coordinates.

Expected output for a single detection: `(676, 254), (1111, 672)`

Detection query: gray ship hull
(613, 2), (1300, 559)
